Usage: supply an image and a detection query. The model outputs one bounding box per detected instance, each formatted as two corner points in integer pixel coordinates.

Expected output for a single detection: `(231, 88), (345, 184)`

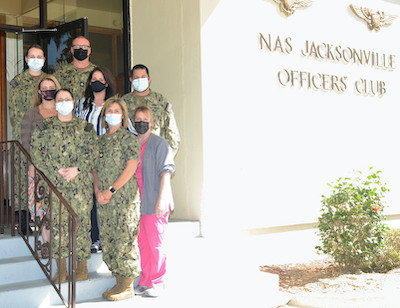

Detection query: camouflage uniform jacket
(96, 127), (140, 204)
(30, 116), (97, 198)
(30, 116), (97, 260)
(123, 91), (180, 154)
(8, 70), (46, 142)
(54, 62), (96, 101)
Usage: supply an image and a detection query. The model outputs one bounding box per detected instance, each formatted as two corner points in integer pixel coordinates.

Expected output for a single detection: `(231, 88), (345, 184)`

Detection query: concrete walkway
(53, 224), (326, 308)
(6, 217), (400, 307)
(56, 231), (284, 307)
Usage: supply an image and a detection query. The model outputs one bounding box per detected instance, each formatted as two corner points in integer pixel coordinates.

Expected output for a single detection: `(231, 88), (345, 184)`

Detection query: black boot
(20, 210), (33, 235)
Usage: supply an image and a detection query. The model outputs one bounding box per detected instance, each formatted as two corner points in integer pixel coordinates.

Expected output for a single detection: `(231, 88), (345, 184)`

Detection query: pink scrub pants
(138, 211), (169, 287)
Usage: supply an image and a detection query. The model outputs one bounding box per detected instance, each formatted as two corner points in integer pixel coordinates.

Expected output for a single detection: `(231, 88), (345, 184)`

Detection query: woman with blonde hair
(22, 75), (61, 151)
(93, 96), (141, 301)
(21, 75), (60, 258)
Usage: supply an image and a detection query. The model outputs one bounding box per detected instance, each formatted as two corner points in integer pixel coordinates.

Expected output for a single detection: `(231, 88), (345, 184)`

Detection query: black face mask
(90, 80), (107, 93)
(73, 48), (88, 61)
(134, 121), (150, 135)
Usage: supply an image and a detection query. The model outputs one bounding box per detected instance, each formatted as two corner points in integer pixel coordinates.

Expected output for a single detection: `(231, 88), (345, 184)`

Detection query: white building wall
(132, 0), (400, 234)
(200, 0), (400, 233)
(131, 0), (204, 223)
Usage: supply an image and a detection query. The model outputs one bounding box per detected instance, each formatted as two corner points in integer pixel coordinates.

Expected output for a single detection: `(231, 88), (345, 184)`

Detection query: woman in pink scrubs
(133, 105), (175, 298)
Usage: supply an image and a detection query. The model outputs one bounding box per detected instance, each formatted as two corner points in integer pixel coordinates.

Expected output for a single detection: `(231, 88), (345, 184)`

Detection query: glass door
(22, 18), (88, 74)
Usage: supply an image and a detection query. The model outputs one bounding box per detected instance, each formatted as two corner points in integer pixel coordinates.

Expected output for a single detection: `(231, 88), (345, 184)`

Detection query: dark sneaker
(90, 240), (102, 253)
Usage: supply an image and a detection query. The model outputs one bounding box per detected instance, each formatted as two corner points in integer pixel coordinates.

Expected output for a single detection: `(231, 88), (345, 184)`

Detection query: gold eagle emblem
(350, 4), (397, 31)
(273, 0), (313, 16)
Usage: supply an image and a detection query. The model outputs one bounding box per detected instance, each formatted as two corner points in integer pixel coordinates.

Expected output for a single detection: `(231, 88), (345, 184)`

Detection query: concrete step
(0, 238), (111, 285)
(0, 240), (117, 307)
(0, 235), (32, 258)
(0, 271), (116, 308)
(0, 255), (47, 286)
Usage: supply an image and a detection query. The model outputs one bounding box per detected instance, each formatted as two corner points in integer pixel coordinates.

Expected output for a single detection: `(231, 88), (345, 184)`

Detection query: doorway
(0, 0), (131, 210)
(0, 0), (131, 142)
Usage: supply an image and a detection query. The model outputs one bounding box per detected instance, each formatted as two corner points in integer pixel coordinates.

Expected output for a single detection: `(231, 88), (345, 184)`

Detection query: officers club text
(259, 33), (396, 97)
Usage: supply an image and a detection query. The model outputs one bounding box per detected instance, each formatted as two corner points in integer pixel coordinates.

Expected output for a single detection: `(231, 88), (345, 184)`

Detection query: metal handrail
(0, 141), (79, 308)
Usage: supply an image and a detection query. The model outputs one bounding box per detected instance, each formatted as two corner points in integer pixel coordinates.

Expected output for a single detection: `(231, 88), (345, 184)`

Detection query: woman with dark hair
(74, 67), (116, 253)
(31, 88), (97, 283)
(74, 66), (117, 135)
(74, 67), (136, 253)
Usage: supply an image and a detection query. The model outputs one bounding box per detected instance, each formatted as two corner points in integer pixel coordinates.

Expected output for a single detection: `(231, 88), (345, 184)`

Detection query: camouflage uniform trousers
(97, 193), (141, 279)
(12, 152), (29, 213)
(44, 185), (92, 261)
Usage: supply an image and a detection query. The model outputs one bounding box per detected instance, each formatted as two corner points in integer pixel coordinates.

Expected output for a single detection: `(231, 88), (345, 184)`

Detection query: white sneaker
(134, 285), (150, 295)
(143, 284), (165, 297)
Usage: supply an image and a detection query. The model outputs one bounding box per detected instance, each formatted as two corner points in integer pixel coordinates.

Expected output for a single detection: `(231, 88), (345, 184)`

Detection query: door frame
(0, 31), (5, 142)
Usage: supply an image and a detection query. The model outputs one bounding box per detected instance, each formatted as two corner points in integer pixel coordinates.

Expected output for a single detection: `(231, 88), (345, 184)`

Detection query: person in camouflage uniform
(122, 64), (180, 155)
(9, 44), (47, 143)
(93, 96), (141, 301)
(9, 44), (47, 235)
(54, 36), (96, 101)
(30, 89), (97, 283)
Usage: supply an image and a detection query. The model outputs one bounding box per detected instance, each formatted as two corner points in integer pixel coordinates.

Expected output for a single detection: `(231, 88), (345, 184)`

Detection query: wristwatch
(109, 186), (117, 194)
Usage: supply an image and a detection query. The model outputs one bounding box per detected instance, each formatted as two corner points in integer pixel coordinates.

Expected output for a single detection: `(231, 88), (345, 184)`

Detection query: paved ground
(7, 217), (400, 307)
(63, 224), (325, 308)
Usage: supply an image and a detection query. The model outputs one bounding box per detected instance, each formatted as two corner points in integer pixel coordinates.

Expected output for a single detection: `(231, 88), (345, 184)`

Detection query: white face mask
(56, 101), (74, 116)
(105, 114), (123, 127)
(27, 58), (44, 71)
(132, 78), (149, 92)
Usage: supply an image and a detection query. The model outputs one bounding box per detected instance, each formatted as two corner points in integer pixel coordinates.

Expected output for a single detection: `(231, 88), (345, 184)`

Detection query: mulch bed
(260, 258), (340, 290)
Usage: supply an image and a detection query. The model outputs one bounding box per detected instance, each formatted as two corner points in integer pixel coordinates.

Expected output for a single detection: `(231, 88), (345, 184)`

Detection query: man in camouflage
(54, 36), (96, 101)
(9, 44), (47, 234)
(30, 114), (98, 283)
(122, 64), (180, 155)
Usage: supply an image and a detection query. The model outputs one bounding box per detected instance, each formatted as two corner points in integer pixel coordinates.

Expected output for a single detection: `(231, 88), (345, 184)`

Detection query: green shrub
(316, 168), (390, 272)
(364, 228), (400, 273)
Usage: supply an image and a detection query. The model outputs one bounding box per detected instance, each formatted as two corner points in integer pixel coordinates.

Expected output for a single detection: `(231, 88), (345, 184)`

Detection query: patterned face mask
(41, 89), (57, 101)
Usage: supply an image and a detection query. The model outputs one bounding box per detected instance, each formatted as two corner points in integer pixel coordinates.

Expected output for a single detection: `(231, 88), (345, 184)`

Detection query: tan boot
(76, 260), (88, 281)
(102, 276), (122, 298)
(103, 276), (134, 301)
(53, 258), (67, 284)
